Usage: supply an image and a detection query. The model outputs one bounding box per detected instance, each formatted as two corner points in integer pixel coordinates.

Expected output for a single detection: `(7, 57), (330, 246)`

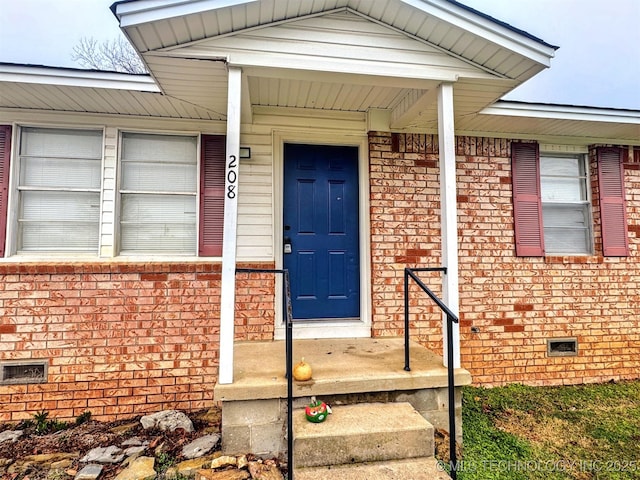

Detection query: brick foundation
(0, 261), (275, 421)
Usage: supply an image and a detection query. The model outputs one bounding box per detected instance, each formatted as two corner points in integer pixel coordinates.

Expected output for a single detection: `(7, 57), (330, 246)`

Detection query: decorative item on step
(293, 357), (312, 381)
(305, 396), (332, 423)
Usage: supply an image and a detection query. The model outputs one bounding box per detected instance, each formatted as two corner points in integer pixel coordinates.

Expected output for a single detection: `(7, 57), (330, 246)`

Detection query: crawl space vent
(547, 338), (578, 357)
(0, 361), (48, 384)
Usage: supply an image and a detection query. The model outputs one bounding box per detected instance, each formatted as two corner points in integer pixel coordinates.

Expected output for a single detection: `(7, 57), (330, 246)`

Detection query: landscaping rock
(0, 430), (23, 443)
(51, 458), (74, 469)
(236, 455), (248, 470)
(24, 452), (78, 464)
(114, 456), (156, 480)
(140, 410), (194, 433)
(248, 461), (283, 480)
(196, 469), (250, 480)
(124, 446), (148, 457)
(75, 464), (104, 480)
(210, 455), (236, 469)
(122, 451), (145, 468)
(172, 453), (220, 478)
(182, 434), (220, 459)
(81, 446), (125, 464)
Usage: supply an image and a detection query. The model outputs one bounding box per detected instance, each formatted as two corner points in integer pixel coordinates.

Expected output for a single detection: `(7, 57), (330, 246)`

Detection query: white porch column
(437, 82), (461, 369)
(218, 66), (242, 384)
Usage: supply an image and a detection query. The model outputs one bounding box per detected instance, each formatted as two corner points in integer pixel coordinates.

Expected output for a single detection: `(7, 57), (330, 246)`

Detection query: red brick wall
(0, 262), (275, 422)
(369, 132), (444, 350)
(369, 132), (640, 387)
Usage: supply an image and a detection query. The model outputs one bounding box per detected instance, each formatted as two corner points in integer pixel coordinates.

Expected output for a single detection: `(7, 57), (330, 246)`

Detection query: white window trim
(7, 124), (107, 257)
(115, 130), (201, 257)
(5, 124), (211, 260)
(540, 150), (594, 256)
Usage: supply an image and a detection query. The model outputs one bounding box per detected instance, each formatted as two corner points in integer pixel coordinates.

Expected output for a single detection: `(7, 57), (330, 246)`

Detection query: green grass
(451, 381), (640, 480)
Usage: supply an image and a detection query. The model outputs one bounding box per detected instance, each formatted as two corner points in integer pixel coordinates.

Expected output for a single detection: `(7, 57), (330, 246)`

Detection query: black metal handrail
(404, 267), (459, 480)
(236, 268), (294, 479)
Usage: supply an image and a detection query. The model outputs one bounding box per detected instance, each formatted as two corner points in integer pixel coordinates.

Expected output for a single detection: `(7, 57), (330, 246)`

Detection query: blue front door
(283, 143), (360, 320)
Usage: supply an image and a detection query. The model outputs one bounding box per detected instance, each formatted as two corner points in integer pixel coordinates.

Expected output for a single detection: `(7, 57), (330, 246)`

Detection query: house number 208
(227, 155), (238, 199)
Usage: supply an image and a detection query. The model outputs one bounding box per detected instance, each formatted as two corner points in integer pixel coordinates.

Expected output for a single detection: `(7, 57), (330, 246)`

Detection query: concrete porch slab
(214, 337), (471, 402)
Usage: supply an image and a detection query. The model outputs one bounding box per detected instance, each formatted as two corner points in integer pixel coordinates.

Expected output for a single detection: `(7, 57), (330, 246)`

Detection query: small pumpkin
(292, 357), (312, 381)
(305, 397), (331, 423)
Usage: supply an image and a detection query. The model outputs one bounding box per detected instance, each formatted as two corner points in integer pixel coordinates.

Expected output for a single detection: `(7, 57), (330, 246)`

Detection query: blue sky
(0, 0), (638, 109)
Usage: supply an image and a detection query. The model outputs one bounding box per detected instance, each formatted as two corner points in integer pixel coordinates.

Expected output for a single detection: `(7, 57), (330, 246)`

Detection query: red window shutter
(199, 135), (226, 256)
(597, 147), (629, 256)
(0, 126), (11, 258)
(511, 142), (545, 256)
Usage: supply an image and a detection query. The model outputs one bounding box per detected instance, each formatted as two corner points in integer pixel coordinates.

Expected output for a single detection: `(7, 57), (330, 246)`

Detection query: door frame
(273, 130), (371, 340)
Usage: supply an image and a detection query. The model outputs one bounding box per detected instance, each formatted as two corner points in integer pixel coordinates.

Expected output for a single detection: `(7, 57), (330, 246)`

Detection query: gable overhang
(110, 0), (557, 127)
(111, 0), (556, 68)
(111, 0), (259, 28)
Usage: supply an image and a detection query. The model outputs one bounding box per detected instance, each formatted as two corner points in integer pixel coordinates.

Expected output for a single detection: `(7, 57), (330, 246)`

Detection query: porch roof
(107, 0), (558, 130)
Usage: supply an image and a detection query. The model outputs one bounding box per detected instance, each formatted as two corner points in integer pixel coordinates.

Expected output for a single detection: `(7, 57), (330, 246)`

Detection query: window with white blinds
(119, 132), (197, 254)
(17, 127), (102, 252)
(540, 154), (592, 254)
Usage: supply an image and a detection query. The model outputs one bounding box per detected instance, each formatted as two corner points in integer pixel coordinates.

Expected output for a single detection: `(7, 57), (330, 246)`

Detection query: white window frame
(12, 125), (104, 255)
(116, 131), (200, 256)
(540, 151), (594, 255)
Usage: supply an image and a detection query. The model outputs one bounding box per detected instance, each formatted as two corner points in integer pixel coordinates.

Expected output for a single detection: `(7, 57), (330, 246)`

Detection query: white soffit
(143, 56), (229, 117)
(0, 65), (225, 120)
(456, 101), (640, 144)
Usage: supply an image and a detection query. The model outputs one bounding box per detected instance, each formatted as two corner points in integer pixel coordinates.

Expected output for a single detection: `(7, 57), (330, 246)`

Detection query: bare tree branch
(72, 36), (147, 74)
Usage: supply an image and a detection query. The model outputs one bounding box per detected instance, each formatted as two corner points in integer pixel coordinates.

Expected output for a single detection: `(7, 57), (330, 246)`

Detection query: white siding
(100, 127), (118, 257)
(237, 126), (274, 260)
(175, 10), (495, 81)
(235, 107), (367, 261)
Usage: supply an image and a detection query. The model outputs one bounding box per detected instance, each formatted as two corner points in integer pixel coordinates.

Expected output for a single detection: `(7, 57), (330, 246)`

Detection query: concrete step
(293, 402), (434, 468)
(295, 457), (451, 480)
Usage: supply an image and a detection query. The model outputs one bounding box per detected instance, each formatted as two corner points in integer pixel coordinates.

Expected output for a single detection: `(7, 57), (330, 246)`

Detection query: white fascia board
(401, 0), (556, 67)
(0, 65), (161, 92)
(116, 0), (257, 27)
(482, 102), (640, 125)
